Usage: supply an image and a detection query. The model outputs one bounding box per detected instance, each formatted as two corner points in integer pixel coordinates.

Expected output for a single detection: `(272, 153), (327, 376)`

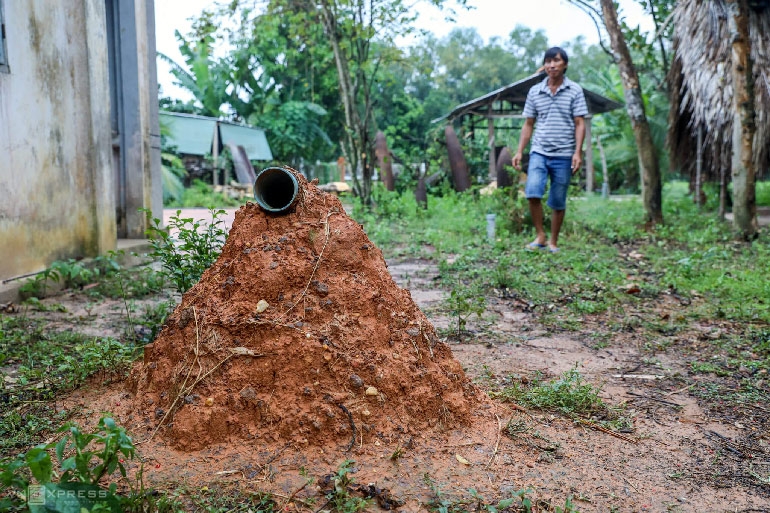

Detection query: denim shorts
(524, 152), (572, 211)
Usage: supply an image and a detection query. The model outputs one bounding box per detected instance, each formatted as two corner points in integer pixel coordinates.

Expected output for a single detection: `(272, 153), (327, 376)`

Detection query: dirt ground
(7, 195), (770, 512)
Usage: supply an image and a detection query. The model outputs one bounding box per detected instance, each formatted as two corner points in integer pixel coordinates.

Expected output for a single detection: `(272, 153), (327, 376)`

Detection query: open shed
(438, 72), (624, 191)
(160, 111), (273, 186)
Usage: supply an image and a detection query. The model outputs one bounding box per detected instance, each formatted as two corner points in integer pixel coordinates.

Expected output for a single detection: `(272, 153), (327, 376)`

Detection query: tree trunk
(375, 131), (394, 191)
(445, 125), (471, 192)
(496, 147), (514, 188)
(318, 0), (373, 204)
(600, 0), (663, 226)
(727, 0), (758, 239)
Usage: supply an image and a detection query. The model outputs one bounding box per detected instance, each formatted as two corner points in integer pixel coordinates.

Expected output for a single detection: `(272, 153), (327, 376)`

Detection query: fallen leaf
(231, 347), (262, 357)
(455, 454), (470, 465)
(623, 284), (641, 294)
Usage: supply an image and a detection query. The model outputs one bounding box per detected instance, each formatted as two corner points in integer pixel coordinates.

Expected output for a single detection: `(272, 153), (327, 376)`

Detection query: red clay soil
(128, 172), (495, 457)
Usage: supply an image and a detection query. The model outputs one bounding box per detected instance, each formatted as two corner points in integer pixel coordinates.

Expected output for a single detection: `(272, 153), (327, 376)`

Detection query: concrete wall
(0, 0), (115, 282)
(0, 0), (159, 286)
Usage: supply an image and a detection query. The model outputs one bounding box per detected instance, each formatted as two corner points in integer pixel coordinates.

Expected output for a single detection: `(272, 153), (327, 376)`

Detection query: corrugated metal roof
(159, 112), (273, 160)
(160, 112), (217, 155)
(220, 123), (273, 161)
(436, 72), (624, 123)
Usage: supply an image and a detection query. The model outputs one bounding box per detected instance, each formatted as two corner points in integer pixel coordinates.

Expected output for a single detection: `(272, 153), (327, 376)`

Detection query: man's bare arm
(572, 116), (586, 174)
(512, 118), (536, 170)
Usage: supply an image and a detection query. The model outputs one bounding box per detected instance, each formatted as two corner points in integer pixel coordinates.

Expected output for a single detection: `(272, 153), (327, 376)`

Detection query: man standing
(512, 47), (587, 253)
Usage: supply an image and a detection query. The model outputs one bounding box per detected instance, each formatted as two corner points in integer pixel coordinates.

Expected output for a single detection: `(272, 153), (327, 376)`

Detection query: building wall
(0, 0), (159, 284)
(0, 0), (115, 281)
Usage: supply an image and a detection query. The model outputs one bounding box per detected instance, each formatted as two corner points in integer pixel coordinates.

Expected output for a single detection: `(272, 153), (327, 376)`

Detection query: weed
(0, 406), (70, 456)
(0, 315), (137, 440)
(93, 265), (167, 300)
(446, 281), (486, 338)
(20, 298), (67, 312)
(0, 416), (153, 511)
(492, 367), (605, 418)
(134, 299), (177, 343)
(422, 473), (534, 512)
(143, 208), (228, 293)
(173, 484), (279, 512)
(389, 446), (405, 462)
(318, 460), (371, 512)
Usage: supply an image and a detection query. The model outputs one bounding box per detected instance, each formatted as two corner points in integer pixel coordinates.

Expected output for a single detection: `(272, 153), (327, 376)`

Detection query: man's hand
(512, 152), (523, 171)
(571, 152), (582, 175)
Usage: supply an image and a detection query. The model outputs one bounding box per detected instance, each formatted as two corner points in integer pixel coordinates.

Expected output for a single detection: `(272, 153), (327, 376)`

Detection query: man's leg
(550, 209), (565, 249)
(524, 153), (549, 247)
(529, 198), (547, 245)
(545, 156), (572, 251)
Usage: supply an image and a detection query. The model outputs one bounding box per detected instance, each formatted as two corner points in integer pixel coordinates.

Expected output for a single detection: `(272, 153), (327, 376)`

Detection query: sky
(155, 0), (653, 101)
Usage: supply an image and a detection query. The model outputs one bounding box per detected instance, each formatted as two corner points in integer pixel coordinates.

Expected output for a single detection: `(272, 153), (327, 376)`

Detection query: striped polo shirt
(523, 76), (588, 158)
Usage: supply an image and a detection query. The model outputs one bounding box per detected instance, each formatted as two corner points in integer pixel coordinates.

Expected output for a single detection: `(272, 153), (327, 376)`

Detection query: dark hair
(543, 47), (568, 65)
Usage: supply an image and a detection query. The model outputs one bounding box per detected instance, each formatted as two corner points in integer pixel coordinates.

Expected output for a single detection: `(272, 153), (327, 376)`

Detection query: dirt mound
(129, 173), (491, 452)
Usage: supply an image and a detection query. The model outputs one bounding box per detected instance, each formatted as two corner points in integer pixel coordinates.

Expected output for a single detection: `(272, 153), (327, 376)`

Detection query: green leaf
(55, 435), (69, 463)
(25, 447), (53, 484)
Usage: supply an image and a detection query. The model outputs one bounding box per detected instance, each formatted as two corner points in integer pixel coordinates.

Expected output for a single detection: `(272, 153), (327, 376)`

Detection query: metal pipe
(253, 167), (299, 213)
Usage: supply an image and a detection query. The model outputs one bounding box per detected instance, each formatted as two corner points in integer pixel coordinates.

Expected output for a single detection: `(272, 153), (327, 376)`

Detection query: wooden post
(597, 135), (609, 198)
(585, 116), (594, 193)
(695, 124), (703, 207)
(212, 122), (220, 187)
(488, 105), (495, 182)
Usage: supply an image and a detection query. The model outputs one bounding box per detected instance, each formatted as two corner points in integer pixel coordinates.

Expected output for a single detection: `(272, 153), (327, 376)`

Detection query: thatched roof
(668, 0), (770, 180)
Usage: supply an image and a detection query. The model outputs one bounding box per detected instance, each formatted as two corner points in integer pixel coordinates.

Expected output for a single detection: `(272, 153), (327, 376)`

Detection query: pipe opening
(253, 167), (299, 213)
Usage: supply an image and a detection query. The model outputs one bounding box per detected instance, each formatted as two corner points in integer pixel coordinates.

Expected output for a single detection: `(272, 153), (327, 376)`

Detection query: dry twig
(486, 413), (502, 468)
(576, 418), (638, 444)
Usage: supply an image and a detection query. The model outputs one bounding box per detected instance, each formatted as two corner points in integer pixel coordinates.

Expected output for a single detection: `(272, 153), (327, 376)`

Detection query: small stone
(311, 281), (329, 297)
(204, 397), (214, 407)
(349, 374), (364, 389)
(256, 300), (269, 313)
(365, 386), (379, 396)
(406, 328), (420, 337)
(239, 387), (257, 401)
(361, 409), (371, 417)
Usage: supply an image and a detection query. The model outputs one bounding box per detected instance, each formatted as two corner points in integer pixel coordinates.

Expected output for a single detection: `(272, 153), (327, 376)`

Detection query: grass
(0, 315), (141, 457)
(491, 367), (606, 416)
(165, 179), (244, 209)
(355, 181), (770, 328)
